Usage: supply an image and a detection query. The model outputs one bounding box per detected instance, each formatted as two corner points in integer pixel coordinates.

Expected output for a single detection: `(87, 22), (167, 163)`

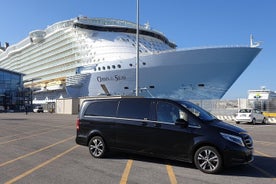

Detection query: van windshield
(178, 101), (216, 121)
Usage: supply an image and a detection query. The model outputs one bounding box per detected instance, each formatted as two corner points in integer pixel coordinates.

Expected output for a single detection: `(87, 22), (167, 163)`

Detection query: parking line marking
(166, 165), (177, 184)
(0, 125), (71, 145)
(255, 150), (272, 158)
(252, 150), (276, 181)
(250, 164), (276, 181)
(4, 145), (79, 184)
(120, 160), (133, 184)
(0, 124), (72, 141)
(0, 136), (74, 167)
(255, 140), (276, 146)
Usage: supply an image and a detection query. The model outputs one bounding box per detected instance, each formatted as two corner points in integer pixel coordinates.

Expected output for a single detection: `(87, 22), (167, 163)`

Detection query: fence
(191, 98), (276, 117)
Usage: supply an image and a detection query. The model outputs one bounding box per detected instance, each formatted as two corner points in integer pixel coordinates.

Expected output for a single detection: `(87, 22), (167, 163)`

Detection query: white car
(235, 108), (267, 124)
(33, 106), (44, 113)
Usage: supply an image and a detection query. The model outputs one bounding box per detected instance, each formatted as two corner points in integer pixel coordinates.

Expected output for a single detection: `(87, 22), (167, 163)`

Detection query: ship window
(102, 66), (105, 70)
(98, 67), (101, 71)
(117, 64), (121, 68)
(112, 65), (116, 69)
(107, 66), (111, 69)
(142, 62), (146, 65)
(129, 63), (133, 67)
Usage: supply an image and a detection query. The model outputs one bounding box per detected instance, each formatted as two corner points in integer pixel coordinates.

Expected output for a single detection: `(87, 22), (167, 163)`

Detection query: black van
(76, 97), (253, 174)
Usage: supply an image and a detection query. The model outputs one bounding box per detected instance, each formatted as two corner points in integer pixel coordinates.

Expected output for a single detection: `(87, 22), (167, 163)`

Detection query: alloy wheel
(88, 136), (106, 158)
(194, 146), (222, 174)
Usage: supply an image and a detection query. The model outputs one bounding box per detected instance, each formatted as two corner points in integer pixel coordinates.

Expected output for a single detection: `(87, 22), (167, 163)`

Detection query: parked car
(235, 108), (267, 124)
(76, 97), (254, 174)
(33, 106), (44, 113)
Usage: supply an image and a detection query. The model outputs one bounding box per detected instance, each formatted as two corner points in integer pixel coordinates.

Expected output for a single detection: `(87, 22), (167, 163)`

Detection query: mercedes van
(76, 97), (253, 174)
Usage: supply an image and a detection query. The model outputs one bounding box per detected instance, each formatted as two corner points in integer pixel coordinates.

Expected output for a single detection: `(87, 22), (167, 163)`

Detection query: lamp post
(135, 0), (140, 96)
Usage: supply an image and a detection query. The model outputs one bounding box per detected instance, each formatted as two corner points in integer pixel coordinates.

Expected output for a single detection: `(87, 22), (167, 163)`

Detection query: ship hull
(66, 47), (261, 100)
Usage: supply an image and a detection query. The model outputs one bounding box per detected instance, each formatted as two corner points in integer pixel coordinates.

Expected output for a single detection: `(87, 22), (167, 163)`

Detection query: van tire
(194, 146), (222, 174)
(88, 136), (106, 158)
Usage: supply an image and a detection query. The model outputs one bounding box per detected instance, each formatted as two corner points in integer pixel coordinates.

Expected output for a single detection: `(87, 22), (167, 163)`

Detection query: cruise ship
(0, 16), (261, 104)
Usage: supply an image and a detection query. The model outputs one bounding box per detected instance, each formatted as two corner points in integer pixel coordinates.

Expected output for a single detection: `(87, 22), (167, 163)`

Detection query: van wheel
(262, 118), (268, 124)
(194, 146), (222, 174)
(88, 136), (106, 158)
(235, 121), (240, 124)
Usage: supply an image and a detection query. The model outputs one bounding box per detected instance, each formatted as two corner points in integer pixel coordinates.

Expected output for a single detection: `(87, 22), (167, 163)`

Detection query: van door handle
(154, 123), (161, 128)
(141, 122), (147, 126)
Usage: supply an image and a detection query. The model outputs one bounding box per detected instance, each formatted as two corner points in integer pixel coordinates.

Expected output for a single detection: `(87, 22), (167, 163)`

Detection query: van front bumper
(223, 147), (254, 166)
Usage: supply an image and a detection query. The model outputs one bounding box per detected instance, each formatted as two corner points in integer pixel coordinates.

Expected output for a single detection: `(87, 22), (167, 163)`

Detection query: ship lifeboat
(46, 80), (65, 91)
(29, 30), (46, 43)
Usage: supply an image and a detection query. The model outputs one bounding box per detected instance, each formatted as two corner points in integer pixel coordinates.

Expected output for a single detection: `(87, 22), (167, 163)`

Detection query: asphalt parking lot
(0, 112), (276, 184)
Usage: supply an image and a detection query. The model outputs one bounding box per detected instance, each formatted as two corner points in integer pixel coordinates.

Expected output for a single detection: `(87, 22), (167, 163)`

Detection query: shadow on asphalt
(103, 152), (275, 178)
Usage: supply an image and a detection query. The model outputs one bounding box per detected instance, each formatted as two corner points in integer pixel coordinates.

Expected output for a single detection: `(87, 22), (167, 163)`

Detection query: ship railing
(177, 45), (251, 51)
(148, 44), (253, 55)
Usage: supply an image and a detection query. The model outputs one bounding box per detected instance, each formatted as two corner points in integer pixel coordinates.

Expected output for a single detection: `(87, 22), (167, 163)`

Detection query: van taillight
(76, 118), (80, 130)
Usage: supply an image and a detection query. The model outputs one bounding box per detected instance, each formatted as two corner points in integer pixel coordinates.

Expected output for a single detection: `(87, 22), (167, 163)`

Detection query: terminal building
(248, 87), (276, 112)
(0, 68), (26, 112)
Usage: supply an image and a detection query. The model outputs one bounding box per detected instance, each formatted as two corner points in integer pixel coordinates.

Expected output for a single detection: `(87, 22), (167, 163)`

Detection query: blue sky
(0, 0), (275, 99)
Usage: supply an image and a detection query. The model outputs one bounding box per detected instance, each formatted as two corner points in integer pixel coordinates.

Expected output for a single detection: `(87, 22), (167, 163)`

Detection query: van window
(157, 101), (186, 123)
(117, 99), (150, 120)
(84, 101), (117, 117)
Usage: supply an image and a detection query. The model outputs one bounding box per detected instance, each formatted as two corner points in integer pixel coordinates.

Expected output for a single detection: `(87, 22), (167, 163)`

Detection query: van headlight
(220, 132), (245, 147)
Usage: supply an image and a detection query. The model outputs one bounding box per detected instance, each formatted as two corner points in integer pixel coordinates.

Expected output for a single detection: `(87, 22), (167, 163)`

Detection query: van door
(115, 99), (155, 153)
(150, 100), (196, 160)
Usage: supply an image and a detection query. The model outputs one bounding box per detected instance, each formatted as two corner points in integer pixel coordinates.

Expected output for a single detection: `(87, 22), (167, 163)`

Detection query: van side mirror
(175, 118), (188, 128)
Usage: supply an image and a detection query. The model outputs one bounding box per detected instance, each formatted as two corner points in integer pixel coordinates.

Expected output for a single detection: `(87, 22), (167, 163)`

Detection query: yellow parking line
(166, 165), (177, 184)
(255, 150), (272, 158)
(4, 145), (79, 184)
(120, 160), (133, 184)
(252, 150), (276, 181)
(0, 136), (74, 167)
(250, 164), (276, 181)
(0, 125), (71, 145)
(254, 140), (276, 146)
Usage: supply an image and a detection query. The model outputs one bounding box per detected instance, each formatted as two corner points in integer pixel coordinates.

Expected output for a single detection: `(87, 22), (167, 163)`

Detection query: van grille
(243, 134), (253, 149)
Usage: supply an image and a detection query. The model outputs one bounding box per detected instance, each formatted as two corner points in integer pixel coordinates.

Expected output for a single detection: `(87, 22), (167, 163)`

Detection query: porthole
(102, 66), (105, 70)
(129, 63), (133, 67)
(142, 62), (146, 65)
(112, 65), (116, 69)
(117, 64), (121, 68)
(107, 66), (111, 69)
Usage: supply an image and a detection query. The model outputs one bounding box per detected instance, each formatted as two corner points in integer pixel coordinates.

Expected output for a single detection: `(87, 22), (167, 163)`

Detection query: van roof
(81, 95), (144, 101)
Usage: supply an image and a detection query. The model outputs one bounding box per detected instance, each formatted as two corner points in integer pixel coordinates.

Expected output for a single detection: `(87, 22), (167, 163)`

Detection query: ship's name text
(97, 75), (126, 82)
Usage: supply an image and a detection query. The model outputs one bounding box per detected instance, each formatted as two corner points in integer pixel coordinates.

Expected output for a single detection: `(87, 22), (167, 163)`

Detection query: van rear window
(84, 101), (117, 117)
